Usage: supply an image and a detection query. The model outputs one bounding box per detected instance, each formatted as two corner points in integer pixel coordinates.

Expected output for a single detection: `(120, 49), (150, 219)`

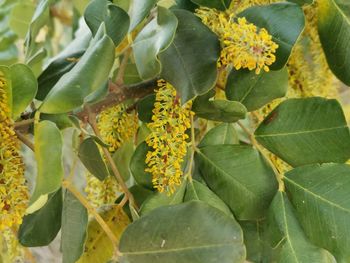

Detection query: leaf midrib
(255, 125), (347, 138)
(122, 242), (235, 256)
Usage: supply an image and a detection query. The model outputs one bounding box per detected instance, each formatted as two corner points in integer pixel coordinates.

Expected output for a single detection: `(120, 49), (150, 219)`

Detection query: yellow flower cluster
(229, 0), (279, 14)
(145, 80), (193, 194)
(97, 104), (138, 152)
(85, 173), (120, 208)
(196, 8), (278, 74)
(85, 104), (138, 207)
(0, 75), (29, 232)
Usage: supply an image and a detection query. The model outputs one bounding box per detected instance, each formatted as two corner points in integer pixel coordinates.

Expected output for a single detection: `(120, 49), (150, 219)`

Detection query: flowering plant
(1, 0), (350, 262)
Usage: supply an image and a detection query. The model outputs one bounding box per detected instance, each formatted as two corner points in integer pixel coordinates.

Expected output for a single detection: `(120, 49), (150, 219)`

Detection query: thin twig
(15, 130), (35, 151)
(14, 118), (34, 128)
(86, 107), (138, 210)
(237, 121), (285, 191)
(185, 115), (196, 182)
(62, 180), (119, 246)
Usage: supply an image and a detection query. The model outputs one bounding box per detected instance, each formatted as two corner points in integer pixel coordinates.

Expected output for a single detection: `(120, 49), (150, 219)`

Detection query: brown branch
(76, 79), (156, 121)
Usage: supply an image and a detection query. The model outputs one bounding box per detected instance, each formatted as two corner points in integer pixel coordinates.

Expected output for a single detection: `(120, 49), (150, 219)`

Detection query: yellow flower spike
(196, 8), (278, 74)
(85, 173), (120, 208)
(97, 104), (138, 153)
(145, 80), (193, 194)
(0, 75), (29, 233)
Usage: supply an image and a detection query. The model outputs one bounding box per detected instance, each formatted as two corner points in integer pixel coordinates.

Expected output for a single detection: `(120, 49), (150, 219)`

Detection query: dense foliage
(1, 0), (350, 262)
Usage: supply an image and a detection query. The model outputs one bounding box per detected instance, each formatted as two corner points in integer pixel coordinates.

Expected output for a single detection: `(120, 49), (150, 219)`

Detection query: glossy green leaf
(30, 121), (63, 204)
(111, 140), (134, 181)
(267, 191), (335, 263)
(190, 0), (230, 11)
(198, 123), (239, 147)
(226, 68), (288, 111)
(10, 63), (37, 119)
(193, 90), (247, 122)
(196, 145), (277, 220)
(133, 6), (178, 80)
(184, 180), (232, 216)
(285, 163), (350, 263)
(238, 3), (305, 70)
(128, 0), (157, 32)
(19, 189), (62, 247)
(255, 97), (350, 167)
(159, 9), (220, 103)
(172, 0), (198, 11)
(61, 190), (88, 263)
(84, 0), (130, 46)
(140, 181), (186, 215)
(318, 0), (350, 85)
(40, 25), (115, 114)
(78, 137), (109, 181)
(137, 94), (155, 123)
(123, 62), (142, 85)
(37, 50), (84, 101)
(130, 141), (153, 190)
(119, 201), (246, 263)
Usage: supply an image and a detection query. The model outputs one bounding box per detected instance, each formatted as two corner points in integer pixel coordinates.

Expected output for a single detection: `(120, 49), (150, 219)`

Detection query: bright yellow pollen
(196, 8), (278, 74)
(97, 104), (138, 152)
(0, 73), (29, 232)
(145, 80), (193, 194)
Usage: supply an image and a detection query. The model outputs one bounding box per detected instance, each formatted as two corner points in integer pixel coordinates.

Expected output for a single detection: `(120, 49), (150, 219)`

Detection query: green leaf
(40, 113), (73, 130)
(111, 140), (134, 181)
(172, 0), (198, 11)
(140, 181), (186, 215)
(184, 180), (232, 217)
(255, 97), (350, 167)
(196, 145), (277, 220)
(128, 0), (157, 32)
(267, 191), (335, 263)
(78, 137), (109, 181)
(318, 0), (350, 85)
(240, 220), (266, 263)
(190, 0), (230, 11)
(238, 3), (305, 70)
(9, 1), (36, 38)
(84, 0), (130, 46)
(119, 201), (246, 263)
(25, 0), (54, 61)
(130, 141), (153, 190)
(37, 50), (84, 101)
(40, 25), (115, 114)
(198, 123), (239, 147)
(192, 90), (247, 122)
(225, 68), (288, 111)
(10, 63), (37, 119)
(284, 163), (350, 262)
(133, 6), (178, 80)
(19, 189), (62, 247)
(61, 190), (88, 263)
(287, 0), (313, 5)
(159, 9), (220, 103)
(137, 94), (155, 123)
(30, 121), (63, 205)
